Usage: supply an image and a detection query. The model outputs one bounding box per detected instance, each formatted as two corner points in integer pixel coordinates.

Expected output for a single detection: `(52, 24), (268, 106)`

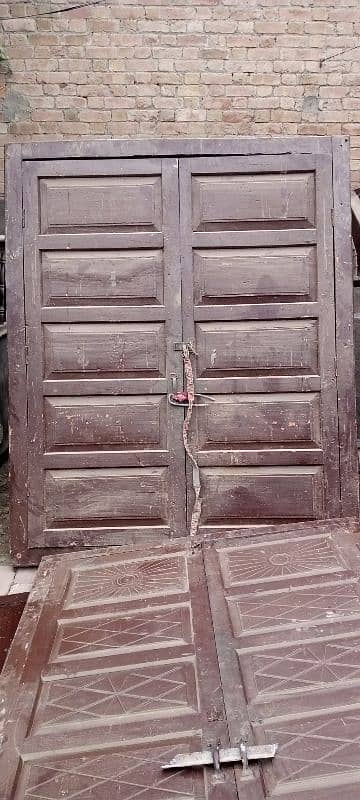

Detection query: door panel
(191, 171), (316, 230)
(23, 158), (186, 550)
(204, 521), (360, 799)
(193, 246), (317, 304)
(180, 155), (341, 532)
(0, 544), (238, 800)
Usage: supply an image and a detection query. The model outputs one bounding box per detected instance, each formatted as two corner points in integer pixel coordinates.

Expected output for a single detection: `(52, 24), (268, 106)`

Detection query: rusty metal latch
(162, 742), (278, 771)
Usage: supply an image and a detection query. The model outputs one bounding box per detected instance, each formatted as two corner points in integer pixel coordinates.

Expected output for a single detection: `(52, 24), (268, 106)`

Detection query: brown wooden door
(8, 138), (358, 564)
(179, 155), (341, 534)
(204, 520), (360, 800)
(0, 542), (238, 800)
(22, 157), (187, 551)
(3, 521), (360, 799)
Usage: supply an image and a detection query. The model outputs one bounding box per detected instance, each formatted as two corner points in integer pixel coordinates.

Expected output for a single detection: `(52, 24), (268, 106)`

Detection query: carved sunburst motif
(68, 556), (188, 606)
(221, 536), (343, 587)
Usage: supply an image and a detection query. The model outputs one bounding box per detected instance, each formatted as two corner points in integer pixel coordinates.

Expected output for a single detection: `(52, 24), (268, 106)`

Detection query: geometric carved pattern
(220, 536), (344, 588)
(241, 636), (360, 698)
(67, 556), (188, 607)
(263, 712), (360, 789)
(53, 606), (191, 661)
(229, 581), (360, 636)
(23, 743), (203, 800)
(36, 663), (196, 730)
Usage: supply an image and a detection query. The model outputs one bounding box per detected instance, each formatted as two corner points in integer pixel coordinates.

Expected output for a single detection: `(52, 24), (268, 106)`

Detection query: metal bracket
(173, 341), (196, 352)
(168, 391), (215, 407)
(162, 742), (278, 771)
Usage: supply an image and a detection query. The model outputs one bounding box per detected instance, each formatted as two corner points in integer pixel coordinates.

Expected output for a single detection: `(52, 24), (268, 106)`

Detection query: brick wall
(0, 0), (360, 191)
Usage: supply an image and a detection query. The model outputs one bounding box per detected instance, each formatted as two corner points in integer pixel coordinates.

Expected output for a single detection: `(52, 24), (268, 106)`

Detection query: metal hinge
(22, 208), (26, 229)
(163, 742), (278, 772)
(24, 344), (29, 364)
(331, 207), (335, 226)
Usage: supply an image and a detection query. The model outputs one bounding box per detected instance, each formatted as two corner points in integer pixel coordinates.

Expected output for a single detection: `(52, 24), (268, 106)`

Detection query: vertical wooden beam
(6, 144), (28, 563)
(332, 136), (359, 517)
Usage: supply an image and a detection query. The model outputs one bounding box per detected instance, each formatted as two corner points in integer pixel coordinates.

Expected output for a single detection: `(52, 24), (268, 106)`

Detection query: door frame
(6, 137), (358, 565)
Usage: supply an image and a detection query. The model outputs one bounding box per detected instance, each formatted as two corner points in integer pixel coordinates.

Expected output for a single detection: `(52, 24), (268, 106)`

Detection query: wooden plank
(332, 136), (359, 516)
(20, 136), (334, 159)
(6, 145), (28, 565)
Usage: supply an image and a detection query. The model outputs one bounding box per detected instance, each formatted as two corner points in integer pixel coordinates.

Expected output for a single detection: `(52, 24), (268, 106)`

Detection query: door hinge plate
(22, 208), (26, 229)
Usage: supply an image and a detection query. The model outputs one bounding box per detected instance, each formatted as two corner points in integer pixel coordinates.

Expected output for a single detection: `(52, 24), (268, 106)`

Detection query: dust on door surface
(7, 138), (358, 564)
(2, 519), (360, 799)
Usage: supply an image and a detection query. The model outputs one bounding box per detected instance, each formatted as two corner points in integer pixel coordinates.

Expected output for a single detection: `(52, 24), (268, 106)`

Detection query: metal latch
(163, 742), (278, 772)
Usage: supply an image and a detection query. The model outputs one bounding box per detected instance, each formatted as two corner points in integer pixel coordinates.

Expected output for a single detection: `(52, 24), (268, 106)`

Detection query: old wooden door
(2, 520), (360, 799)
(21, 157), (187, 552)
(179, 154), (342, 535)
(7, 138), (358, 564)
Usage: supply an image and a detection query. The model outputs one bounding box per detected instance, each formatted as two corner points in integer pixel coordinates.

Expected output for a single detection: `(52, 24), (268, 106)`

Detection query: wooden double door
(7, 138), (358, 563)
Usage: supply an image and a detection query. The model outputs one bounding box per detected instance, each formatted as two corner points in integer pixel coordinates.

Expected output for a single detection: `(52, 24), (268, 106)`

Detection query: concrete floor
(0, 461), (36, 595)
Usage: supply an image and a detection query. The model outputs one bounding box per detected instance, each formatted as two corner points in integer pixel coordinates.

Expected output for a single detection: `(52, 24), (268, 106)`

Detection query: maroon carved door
(179, 155), (342, 535)
(7, 139), (358, 564)
(2, 520), (360, 799)
(21, 157), (187, 554)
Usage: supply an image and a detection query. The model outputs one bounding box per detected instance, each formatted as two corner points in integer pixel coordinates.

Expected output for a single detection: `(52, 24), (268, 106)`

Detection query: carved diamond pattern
(54, 607), (190, 660)
(37, 663), (195, 729)
(67, 555), (188, 607)
(246, 637), (360, 697)
(23, 744), (202, 800)
(265, 713), (360, 788)
(220, 536), (343, 588)
(229, 581), (360, 635)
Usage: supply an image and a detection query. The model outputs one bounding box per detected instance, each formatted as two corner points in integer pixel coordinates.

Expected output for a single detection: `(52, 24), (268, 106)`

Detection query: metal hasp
(162, 742), (278, 771)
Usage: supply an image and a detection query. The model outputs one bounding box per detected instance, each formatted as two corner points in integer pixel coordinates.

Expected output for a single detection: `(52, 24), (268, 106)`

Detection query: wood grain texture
(7, 137), (358, 562)
(332, 137), (359, 516)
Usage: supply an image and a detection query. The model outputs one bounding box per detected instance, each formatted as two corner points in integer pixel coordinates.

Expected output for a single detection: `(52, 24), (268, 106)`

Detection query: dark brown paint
(0, 592), (27, 670)
(6, 137), (358, 564)
(2, 520), (360, 799)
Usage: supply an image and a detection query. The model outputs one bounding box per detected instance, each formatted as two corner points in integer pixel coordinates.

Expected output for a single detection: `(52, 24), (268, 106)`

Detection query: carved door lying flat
(2, 519), (360, 800)
(0, 542), (238, 800)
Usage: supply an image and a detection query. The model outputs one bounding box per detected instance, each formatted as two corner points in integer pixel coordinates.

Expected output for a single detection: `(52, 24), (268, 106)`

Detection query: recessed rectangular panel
(194, 247), (317, 304)
(238, 633), (360, 702)
(66, 553), (189, 608)
(227, 580), (360, 637)
(197, 393), (321, 449)
(219, 535), (345, 589)
(42, 250), (164, 306)
(32, 660), (198, 733)
(44, 468), (169, 528)
(40, 176), (162, 234)
(51, 605), (193, 662)
(196, 320), (318, 377)
(44, 396), (166, 452)
(200, 466), (324, 523)
(258, 711), (360, 795)
(192, 173), (315, 231)
(43, 323), (165, 379)
(14, 740), (206, 800)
